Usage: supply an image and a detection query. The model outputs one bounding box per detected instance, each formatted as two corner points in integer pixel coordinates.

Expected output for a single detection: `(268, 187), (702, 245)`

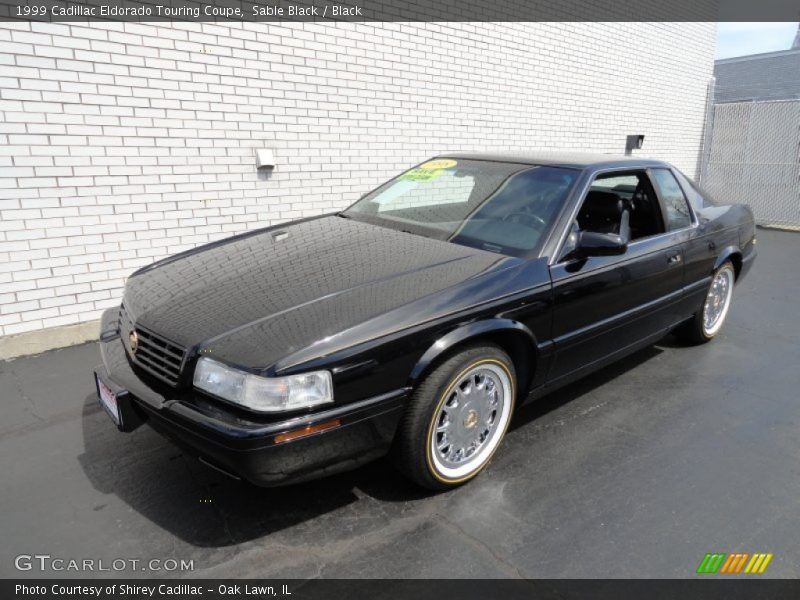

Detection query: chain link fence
(701, 100), (800, 228)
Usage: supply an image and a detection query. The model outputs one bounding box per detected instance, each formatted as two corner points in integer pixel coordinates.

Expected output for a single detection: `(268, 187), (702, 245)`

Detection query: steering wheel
(502, 212), (547, 229)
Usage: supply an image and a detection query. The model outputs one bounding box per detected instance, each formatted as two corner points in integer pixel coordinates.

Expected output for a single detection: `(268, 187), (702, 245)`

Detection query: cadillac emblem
(129, 330), (139, 355)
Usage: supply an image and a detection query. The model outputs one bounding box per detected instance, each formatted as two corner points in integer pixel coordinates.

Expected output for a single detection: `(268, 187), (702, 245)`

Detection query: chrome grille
(119, 306), (186, 387)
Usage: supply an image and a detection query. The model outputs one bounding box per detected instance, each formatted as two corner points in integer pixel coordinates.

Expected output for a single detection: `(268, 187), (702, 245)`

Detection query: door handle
(668, 253), (682, 264)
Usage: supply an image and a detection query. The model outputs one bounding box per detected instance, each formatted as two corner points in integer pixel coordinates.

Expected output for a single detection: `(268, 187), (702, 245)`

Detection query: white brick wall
(0, 21), (716, 337)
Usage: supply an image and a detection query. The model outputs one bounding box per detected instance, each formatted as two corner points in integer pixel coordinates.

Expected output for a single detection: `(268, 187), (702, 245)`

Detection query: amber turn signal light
(274, 419), (341, 444)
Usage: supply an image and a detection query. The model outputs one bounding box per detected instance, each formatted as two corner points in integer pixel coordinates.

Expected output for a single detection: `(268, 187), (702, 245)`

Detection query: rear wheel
(677, 261), (736, 344)
(394, 344), (516, 491)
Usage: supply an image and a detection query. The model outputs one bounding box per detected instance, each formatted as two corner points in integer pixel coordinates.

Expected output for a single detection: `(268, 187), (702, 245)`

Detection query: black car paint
(96, 154), (756, 486)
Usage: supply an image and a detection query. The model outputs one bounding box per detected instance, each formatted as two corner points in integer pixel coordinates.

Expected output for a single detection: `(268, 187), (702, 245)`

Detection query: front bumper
(95, 310), (407, 486)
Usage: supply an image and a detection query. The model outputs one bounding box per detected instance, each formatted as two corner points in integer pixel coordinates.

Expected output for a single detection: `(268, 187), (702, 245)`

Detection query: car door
(546, 169), (685, 383)
(668, 168), (722, 318)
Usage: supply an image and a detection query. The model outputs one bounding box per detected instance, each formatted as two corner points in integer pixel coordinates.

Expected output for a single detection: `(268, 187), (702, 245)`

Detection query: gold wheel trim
(425, 357), (515, 484)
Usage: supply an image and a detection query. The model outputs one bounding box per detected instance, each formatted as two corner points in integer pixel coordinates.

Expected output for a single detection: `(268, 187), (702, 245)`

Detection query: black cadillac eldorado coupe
(95, 153), (756, 490)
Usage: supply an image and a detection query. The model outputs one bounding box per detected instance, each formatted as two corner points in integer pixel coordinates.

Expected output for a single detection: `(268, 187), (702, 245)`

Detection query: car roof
(439, 151), (670, 170)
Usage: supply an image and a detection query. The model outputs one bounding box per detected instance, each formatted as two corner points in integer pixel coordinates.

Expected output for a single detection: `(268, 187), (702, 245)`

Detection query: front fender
(408, 319), (536, 387)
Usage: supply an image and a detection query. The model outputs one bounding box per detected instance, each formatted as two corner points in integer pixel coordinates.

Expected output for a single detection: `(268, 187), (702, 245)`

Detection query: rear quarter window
(651, 169), (693, 230)
(673, 169), (717, 211)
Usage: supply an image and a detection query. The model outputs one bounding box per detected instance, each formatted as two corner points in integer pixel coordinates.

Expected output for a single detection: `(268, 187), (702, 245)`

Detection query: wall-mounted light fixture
(256, 149), (276, 169)
(625, 135), (644, 155)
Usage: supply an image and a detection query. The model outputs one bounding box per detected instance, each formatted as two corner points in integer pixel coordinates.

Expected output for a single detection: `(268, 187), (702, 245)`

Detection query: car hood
(122, 215), (521, 369)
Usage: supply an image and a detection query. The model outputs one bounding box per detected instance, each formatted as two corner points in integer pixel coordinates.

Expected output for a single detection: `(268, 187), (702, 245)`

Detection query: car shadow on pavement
(650, 331), (695, 349)
(509, 344), (664, 432)
(77, 392), (431, 548)
(77, 341), (666, 548)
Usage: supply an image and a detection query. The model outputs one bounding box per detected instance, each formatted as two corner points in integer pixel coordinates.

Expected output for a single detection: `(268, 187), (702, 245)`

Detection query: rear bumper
(95, 311), (406, 486)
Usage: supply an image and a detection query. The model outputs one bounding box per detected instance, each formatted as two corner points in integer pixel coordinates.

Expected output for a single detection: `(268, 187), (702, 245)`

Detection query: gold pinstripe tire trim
(424, 357), (516, 485)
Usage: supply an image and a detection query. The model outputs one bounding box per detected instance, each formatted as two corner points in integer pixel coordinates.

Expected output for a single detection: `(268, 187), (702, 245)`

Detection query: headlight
(193, 357), (333, 412)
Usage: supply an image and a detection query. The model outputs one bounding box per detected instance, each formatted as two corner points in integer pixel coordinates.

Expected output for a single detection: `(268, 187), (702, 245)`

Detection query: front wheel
(394, 344), (516, 491)
(677, 260), (736, 344)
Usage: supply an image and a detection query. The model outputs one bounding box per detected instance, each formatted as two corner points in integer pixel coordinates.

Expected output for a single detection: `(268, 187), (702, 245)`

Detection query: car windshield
(343, 158), (577, 257)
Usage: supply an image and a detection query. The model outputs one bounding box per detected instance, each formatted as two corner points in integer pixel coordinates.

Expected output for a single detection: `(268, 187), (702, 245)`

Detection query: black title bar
(4, 580), (800, 600)
(0, 0), (799, 22)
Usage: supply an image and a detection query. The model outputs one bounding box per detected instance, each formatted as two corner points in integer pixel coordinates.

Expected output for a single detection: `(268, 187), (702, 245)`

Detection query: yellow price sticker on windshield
(400, 168), (443, 182)
(418, 159), (457, 170)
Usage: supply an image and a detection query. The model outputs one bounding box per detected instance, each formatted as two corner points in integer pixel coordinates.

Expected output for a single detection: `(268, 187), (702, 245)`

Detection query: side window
(577, 171), (664, 241)
(651, 169), (692, 230)
(673, 168), (716, 210)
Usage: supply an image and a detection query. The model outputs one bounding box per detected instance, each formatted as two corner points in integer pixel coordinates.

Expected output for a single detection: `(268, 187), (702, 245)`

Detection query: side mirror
(577, 231), (627, 256)
(576, 209), (630, 257)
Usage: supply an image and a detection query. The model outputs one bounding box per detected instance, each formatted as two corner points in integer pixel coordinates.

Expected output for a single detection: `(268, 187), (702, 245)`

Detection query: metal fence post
(697, 76), (716, 184)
